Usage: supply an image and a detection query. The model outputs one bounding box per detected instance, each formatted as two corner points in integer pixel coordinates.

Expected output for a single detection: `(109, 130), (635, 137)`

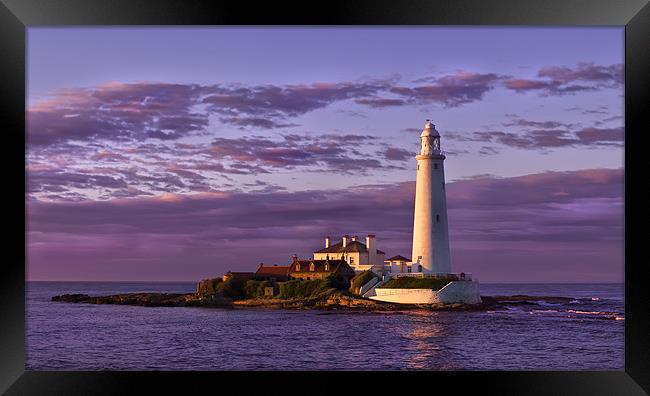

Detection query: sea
(26, 282), (624, 371)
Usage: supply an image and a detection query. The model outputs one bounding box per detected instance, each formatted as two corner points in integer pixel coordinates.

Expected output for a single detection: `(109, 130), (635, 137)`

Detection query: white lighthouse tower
(411, 120), (451, 274)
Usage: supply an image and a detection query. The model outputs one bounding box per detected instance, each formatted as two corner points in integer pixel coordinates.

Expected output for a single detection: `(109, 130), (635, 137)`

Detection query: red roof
(255, 264), (290, 277)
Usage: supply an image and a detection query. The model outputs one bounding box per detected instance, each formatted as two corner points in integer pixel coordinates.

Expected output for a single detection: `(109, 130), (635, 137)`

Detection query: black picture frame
(1, 0), (648, 394)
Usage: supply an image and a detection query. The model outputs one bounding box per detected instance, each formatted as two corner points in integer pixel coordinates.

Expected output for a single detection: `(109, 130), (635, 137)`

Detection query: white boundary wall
(369, 280), (481, 305)
(370, 288), (439, 304)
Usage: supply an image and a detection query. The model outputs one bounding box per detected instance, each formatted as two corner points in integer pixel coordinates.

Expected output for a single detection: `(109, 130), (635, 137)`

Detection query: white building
(313, 234), (386, 274)
(383, 255), (411, 274)
(411, 120), (452, 274)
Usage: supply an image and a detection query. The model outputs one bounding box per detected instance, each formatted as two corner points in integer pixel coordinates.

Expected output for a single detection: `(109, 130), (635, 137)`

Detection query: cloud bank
(27, 168), (623, 282)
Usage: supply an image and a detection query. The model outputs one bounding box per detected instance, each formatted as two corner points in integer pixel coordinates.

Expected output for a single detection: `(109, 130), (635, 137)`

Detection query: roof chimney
(325, 236), (331, 248)
(366, 234), (376, 265)
(342, 235), (349, 248)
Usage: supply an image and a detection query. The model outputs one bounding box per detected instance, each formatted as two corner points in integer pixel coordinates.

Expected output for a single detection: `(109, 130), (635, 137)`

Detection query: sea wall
(370, 288), (438, 304)
(369, 280), (481, 305)
(436, 280), (482, 304)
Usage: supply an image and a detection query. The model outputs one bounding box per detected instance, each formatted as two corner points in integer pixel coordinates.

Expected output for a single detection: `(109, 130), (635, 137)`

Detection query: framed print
(1, 0), (648, 394)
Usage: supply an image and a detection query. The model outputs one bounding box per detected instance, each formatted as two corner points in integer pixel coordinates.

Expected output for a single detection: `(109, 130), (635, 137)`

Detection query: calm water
(26, 282), (624, 370)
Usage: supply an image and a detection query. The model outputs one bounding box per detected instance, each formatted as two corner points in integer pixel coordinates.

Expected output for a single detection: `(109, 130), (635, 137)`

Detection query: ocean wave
(532, 309), (559, 314)
(568, 310), (617, 316)
(537, 301), (561, 307)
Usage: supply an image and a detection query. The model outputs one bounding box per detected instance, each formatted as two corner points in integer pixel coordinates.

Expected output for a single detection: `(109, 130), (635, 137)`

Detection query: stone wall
(290, 272), (329, 281)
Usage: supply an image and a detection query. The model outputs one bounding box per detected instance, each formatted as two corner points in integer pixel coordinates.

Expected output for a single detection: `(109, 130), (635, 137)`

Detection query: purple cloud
(502, 118), (574, 129)
(217, 117), (299, 129)
(27, 132), (414, 201)
(27, 80), (390, 147)
(476, 129), (578, 149)
(207, 134), (404, 174)
(28, 169), (129, 194)
(27, 168), (623, 282)
(504, 63), (622, 95)
(575, 127), (625, 145)
(202, 81), (389, 125)
(390, 71), (505, 107)
(28, 82), (208, 146)
(354, 98), (406, 108)
(452, 126), (624, 150)
(383, 147), (412, 161)
(401, 128), (421, 133)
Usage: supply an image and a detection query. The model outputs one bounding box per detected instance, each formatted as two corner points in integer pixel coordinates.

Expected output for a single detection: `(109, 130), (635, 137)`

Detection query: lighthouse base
(369, 279), (481, 305)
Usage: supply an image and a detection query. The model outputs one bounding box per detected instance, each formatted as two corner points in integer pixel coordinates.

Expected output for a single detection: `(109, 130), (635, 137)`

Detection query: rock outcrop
(52, 292), (232, 307)
(52, 292), (565, 312)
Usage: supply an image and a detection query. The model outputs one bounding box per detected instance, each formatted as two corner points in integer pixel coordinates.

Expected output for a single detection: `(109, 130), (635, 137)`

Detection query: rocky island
(51, 274), (577, 312)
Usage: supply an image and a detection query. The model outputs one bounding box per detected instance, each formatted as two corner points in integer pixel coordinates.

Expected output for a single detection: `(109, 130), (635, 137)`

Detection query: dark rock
(51, 292), (233, 308)
(51, 294), (91, 302)
(490, 295), (574, 303)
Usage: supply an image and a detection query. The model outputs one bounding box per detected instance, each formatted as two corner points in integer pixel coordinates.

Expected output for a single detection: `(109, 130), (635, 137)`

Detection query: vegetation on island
(197, 274), (351, 301)
(278, 275), (348, 299)
(245, 280), (276, 298)
(378, 277), (452, 291)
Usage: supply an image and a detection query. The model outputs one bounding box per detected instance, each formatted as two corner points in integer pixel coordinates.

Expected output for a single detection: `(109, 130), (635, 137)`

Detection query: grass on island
(199, 274), (351, 301)
(279, 275), (348, 299)
(378, 277), (452, 291)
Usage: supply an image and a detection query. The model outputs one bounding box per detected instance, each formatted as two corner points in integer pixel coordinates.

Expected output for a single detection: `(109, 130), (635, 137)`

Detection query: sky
(26, 27), (624, 282)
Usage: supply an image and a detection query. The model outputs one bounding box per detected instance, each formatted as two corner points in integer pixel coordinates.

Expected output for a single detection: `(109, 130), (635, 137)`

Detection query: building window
(325, 264), (329, 271)
(309, 263), (315, 271)
(417, 164), (419, 170)
(350, 257), (354, 264)
(407, 266), (412, 273)
(296, 264), (300, 271)
(434, 163), (438, 169)
(418, 265), (423, 272)
(436, 214), (440, 222)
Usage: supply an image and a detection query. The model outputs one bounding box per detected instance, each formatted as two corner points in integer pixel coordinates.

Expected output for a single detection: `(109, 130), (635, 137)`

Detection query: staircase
(361, 278), (385, 298)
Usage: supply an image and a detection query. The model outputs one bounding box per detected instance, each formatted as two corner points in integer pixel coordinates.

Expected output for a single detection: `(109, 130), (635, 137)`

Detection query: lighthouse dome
(421, 120), (440, 137)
